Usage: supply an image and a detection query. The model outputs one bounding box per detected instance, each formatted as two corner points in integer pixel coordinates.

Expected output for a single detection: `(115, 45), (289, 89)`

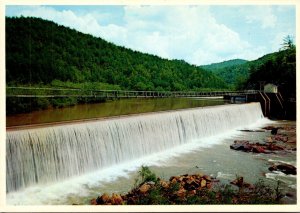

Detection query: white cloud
(245, 6), (277, 29)
(119, 6), (256, 65)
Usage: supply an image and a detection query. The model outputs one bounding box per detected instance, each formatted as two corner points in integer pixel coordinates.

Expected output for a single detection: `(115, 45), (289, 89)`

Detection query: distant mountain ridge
(201, 59), (248, 71)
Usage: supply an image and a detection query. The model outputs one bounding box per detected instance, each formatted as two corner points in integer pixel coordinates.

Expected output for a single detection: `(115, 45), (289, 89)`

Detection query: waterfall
(6, 103), (264, 193)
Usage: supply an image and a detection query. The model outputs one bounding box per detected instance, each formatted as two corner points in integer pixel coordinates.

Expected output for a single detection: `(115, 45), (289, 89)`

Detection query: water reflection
(6, 97), (228, 127)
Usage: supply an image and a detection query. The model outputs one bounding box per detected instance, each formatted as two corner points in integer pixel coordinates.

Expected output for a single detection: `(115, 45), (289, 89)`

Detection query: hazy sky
(6, 5), (296, 65)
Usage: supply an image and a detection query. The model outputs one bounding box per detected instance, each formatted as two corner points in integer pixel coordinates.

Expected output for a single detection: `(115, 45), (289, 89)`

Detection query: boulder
(230, 140), (252, 152)
(175, 187), (186, 198)
(252, 146), (266, 153)
(186, 178), (194, 185)
(265, 137), (274, 143)
(159, 180), (169, 189)
(203, 175), (211, 181)
(230, 177), (244, 187)
(111, 193), (123, 205)
(273, 135), (288, 142)
(206, 182), (212, 189)
(169, 176), (180, 182)
(200, 179), (207, 188)
(188, 180), (200, 190)
(267, 144), (285, 151)
(271, 128), (279, 135)
(262, 126), (276, 130)
(139, 183), (151, 193)
(188, 190), (197, 196)
(96, 193), (111, 204)
(268, 164), (297, 175)
(91, 198), (97, 205)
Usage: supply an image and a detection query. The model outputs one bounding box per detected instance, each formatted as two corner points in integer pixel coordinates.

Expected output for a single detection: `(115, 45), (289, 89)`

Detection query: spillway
(6, 103), (264, 193)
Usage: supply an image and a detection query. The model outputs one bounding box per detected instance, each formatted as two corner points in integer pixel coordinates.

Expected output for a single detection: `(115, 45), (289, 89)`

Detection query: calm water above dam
(6, 97), (228, 127)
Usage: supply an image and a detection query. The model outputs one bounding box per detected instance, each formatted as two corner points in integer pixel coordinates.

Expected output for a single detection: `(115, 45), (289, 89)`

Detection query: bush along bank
(90, 166), (284, 205)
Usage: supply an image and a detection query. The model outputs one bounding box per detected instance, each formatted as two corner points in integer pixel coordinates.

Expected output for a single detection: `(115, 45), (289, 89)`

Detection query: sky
(5, 5), (296, 65)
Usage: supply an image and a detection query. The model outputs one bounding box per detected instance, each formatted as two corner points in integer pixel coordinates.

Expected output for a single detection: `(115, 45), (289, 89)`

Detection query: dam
(6, 103), (265, 194)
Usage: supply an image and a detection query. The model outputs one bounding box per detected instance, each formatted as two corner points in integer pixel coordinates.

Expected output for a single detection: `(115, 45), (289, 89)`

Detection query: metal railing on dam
(6, 86), (258, 98)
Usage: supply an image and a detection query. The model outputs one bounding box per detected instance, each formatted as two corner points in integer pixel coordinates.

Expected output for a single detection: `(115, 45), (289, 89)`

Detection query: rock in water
(262, 126), (275, 130)
(269, 164), (297, 175)
(230, 140), (252, 152)
(271, 128), (279, 135)
(252, 146), (265, 153)
(230, 177), (244, 187)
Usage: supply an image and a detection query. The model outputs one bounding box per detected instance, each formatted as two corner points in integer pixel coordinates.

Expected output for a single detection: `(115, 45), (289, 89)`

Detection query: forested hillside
(201, 59), (248, 88)
(242, 44), (296, 99)
(6, 17), (228, 91)
(201, 51), (293, 90)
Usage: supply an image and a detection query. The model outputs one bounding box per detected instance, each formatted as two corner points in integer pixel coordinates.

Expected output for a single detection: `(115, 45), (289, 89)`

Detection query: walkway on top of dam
(6, 86), (258, 98)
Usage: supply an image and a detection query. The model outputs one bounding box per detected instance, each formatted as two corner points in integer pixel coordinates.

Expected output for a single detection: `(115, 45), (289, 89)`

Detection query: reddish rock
(111, 193), (123, 205)
(252, 146), (266, 153)
(230, 177), (244, 187)
(96, 193), (111, 204)
(91, 198), (97, 205)
(206, 182), (212, 189)
(160, 180), (169, 189)
(273, 135), (288, 142)
(188, 190), (197, 196)
(176, 188), (186, 198)
(267, 144), (285, 151)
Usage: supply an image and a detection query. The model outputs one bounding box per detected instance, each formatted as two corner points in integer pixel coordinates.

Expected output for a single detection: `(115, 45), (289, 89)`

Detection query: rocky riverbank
(230, 124), (297, 176)
(90, 167), (284, 205)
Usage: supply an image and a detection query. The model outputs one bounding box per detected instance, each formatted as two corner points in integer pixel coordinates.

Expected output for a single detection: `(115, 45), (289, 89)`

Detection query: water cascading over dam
(6, 103), (264, 193)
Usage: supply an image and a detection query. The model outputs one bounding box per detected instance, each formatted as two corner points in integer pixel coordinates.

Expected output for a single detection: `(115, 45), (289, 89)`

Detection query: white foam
(216, 172), (235, 180)
(265, 172), (296, 182)
(267, 159), (296, 167)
